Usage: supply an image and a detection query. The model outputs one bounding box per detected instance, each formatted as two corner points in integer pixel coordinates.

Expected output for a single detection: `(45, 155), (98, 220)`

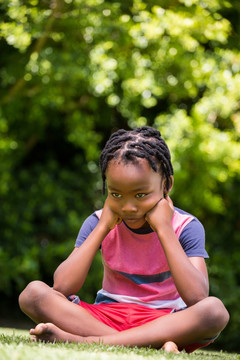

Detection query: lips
(123, 217), (148, 230)
(123, 217), (145, 224)
(124, 217), (139, 221)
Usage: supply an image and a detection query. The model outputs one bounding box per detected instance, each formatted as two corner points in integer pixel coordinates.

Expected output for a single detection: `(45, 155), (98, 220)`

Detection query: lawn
(0, 328), (239, 360)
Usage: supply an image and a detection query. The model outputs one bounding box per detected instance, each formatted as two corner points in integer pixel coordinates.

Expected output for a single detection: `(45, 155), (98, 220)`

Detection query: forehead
(106, 158), (162, 191)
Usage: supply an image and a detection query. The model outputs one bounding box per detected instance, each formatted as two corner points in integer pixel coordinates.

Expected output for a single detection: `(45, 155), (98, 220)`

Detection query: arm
(145, 197), (209, 307)
(53, 199), (122, 297)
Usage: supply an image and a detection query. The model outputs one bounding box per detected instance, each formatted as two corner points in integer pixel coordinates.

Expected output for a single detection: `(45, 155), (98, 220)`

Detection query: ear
(164, 175), (174, 196)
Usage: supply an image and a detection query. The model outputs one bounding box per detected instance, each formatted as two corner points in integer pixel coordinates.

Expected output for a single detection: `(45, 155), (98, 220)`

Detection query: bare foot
(30, 323), (83, 343)
(161, 341), (180, 354)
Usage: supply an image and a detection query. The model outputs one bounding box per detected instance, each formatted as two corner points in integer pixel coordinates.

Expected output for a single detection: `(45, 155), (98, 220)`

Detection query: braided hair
(99, 126), (174, 194)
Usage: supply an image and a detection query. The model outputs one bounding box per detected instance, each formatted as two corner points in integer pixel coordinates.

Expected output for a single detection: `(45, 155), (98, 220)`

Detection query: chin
(124, 219), (147, 229)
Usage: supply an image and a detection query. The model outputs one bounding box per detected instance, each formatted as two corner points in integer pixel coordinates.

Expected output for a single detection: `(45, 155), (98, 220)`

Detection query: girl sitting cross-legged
(19, 126), (229, 353)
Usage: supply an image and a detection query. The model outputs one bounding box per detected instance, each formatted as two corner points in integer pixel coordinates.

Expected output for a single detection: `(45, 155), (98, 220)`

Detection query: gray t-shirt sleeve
(75, 213), (99, 247)
(179, 218), (209, 258)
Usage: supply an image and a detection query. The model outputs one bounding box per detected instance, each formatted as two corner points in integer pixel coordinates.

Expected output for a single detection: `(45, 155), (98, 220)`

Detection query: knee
(18, 280), (49, 313)
(203, 296), (229, 332)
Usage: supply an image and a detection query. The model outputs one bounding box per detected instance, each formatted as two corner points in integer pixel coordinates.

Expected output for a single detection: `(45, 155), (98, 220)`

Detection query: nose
(122, 200), (137, 213)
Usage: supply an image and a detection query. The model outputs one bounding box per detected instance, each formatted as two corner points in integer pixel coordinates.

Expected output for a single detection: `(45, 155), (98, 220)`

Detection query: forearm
(156, 225), (209, 306)
(53, 223), (109, 296)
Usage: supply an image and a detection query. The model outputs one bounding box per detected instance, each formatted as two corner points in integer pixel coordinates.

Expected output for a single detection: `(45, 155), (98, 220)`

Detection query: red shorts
(79, 301), (216, 353)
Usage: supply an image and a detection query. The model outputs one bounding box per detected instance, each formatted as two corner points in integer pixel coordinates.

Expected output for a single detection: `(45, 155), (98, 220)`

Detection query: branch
(2, 0), (64, 104)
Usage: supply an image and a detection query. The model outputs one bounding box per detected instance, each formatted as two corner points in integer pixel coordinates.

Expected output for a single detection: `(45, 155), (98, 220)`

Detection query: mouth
(123, 217), (149, 230)
(123, 217), (145, 224)
(123, 217), (140, 221)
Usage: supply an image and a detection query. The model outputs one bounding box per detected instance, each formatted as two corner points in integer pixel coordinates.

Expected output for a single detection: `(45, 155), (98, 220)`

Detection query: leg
(19, 281), (118, 337)
(29, 296), (229, 349)
(30, 324), (178, 354)
(92, 296), (229, 348)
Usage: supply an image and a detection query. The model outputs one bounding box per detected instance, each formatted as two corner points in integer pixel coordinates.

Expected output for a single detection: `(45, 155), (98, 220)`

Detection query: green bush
(0, 0), (240, 351)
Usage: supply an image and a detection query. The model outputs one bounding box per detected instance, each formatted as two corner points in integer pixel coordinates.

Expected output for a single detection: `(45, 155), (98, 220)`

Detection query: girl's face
(106, 158), (168, 229)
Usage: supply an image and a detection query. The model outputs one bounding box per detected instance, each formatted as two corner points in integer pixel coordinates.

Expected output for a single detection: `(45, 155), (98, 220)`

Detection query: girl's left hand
(145, 196), (174, 232)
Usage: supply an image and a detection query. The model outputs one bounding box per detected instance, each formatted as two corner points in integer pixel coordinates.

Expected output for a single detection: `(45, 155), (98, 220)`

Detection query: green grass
(0, 328), (239, 360)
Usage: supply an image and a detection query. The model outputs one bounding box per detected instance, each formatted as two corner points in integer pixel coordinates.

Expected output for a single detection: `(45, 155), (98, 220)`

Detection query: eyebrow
(108, 186), (150, 192)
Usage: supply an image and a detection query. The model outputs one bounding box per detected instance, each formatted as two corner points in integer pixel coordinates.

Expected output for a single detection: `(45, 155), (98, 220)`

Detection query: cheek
(146, 201), (157, 211)
(107, 196), (120, 211)
(143, 194), (163, 211)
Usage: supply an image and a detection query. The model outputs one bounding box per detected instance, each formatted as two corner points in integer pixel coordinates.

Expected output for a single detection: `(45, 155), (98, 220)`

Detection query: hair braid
(99, 126), (173, 193)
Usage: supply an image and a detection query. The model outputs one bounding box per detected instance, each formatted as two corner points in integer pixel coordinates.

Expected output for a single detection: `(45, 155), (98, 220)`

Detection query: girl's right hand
(145, 196), (174, 233)
(98, 198), (122, 231)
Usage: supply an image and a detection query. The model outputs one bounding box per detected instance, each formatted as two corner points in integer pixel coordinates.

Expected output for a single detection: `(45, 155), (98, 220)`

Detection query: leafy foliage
(0, 0), (240, 351)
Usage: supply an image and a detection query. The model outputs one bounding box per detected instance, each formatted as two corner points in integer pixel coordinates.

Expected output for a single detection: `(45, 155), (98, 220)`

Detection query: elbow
(187, 295), (207, 307)
(189, 276), (209, 305)
(53, 281), (63, 294)
(53, 271), (69, 296)
(53, 280), (71, 297)
(52, 281), (64, 295)
(186, 289), (209, 307)
(53, 271), (82, 296)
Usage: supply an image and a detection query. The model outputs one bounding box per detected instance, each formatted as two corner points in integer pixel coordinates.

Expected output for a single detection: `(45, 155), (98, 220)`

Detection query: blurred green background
(0, 0), (240, 352)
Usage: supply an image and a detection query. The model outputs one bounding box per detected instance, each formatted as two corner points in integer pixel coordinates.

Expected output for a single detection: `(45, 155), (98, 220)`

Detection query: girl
(19, 126), (229, 353)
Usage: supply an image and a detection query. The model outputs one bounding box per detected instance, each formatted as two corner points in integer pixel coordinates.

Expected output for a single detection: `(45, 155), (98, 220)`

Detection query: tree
(0, 0), (239, 350)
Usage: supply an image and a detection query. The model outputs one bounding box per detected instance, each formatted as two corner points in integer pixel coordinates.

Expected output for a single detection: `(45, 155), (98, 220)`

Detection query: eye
(111, 193), (122, 198)
(135, 193), (147, 198)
